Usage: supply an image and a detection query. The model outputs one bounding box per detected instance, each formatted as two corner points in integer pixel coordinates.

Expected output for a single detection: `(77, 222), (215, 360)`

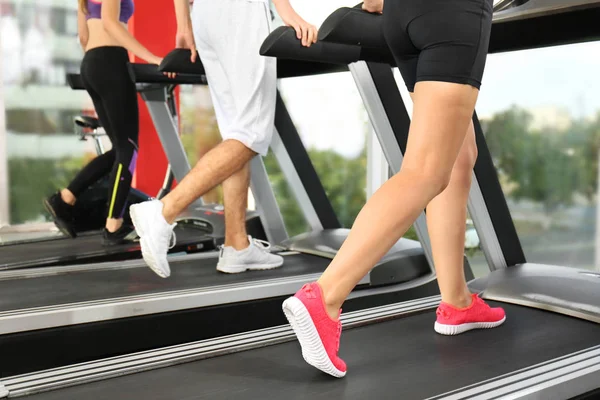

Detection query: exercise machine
(0, 48), (435, 380)
(3, 0), (598, 398)
(0, 76), (221, 270)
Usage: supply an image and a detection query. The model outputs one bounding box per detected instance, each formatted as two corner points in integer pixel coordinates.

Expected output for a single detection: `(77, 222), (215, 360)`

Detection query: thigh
(396, 57), (419, 93)
(81, 67), (116, 144)
(407, 92), (477, 171)
(197, 0), (276, 154)
(402, 81), (479, 178)
(382, 0), (419, 92)
(410, 0), (494, 89)
(452, 120), (477, 173)
(96, 67), (139, 149)
(224, 1), (276, 153)
(193, 0), (240, 137)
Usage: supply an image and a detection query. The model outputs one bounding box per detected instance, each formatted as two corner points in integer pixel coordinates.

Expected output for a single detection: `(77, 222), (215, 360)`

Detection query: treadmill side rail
(430, 345), (600, 400)
(282, 229), (433, 286)
(469, 263), (600, 324)
(1, 296), (441, 398)
(282, 228), (421, 260)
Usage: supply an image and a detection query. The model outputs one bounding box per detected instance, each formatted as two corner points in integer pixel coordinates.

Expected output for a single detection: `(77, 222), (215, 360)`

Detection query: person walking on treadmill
(281, 0), (506, 378)
(130, 0), (317, 277)
(44, 0), (164, 246)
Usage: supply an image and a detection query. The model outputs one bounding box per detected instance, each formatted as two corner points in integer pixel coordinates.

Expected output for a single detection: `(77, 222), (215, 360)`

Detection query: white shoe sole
(216, 259), (284, 274)
(282, 297), (346, 378)
(434, 316), (506, 335)
(130, 206), (171, 278)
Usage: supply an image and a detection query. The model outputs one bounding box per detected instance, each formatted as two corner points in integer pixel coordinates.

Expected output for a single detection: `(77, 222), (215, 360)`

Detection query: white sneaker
(130, 200), (176, 278)
(216, 236), (284, 274)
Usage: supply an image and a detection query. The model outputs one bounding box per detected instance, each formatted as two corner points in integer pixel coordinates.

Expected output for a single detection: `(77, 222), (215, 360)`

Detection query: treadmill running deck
(0, 225), (214, 270)
(22, 303), (600, 400)
(0, 253), (329, 312)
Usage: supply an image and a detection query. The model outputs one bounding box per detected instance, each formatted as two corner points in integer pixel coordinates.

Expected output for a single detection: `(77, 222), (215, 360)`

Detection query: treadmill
(0, 71), (219, 270)
(0, 56), (433, 382)
(0, 63), (275, 270)
(5, 1), (600, 398)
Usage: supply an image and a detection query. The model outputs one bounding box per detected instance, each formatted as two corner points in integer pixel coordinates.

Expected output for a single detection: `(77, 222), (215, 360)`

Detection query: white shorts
(192, 0), (276, 156)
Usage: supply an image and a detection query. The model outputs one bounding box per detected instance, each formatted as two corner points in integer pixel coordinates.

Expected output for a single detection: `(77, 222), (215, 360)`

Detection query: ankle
(224, 235), (250, 251)
(441, 291), (473, 309)
(60, 189), (76, 206)
(160, 200), (176, 225)
(105, 218), (123, 233)
(317, 281), (343, 321)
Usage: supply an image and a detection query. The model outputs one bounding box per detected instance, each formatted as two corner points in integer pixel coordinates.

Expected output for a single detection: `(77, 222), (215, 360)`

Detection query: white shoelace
(165, 229), (176, 249)
(218, 237), (273, 256)
(252, 238), (272, 252)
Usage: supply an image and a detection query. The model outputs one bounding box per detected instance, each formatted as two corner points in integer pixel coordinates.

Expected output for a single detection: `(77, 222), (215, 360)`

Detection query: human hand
(176, 29), (197, 63)
(150, 56), (177, 79)
(279, 8), (318, 47)
(362, 0), (383, 14)
(149, 55), (163, 66)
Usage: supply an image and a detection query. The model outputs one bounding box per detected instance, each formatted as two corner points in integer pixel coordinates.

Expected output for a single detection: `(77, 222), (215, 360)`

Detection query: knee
(113, 140), (138, 171)
(405, 166), (453, 198)
(451, 140), (478, 186)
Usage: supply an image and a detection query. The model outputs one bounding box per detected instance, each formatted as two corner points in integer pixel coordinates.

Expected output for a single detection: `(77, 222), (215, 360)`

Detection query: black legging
(67, 46), (139, 219)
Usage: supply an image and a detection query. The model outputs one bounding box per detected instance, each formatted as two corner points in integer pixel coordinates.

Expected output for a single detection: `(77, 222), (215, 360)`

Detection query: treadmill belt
(0, 225), (213, 270)
(0, 253), (328, 312)
(24, 303), (600, 400)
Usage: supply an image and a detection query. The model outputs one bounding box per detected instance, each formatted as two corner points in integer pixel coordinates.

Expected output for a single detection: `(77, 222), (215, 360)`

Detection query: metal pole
(0, 41), (9, 227)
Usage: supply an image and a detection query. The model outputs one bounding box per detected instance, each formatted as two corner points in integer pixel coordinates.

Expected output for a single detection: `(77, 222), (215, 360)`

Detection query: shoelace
(436, 307), (449, 319)
(336, 320), (342, 352)
(302, 284), (342, 353)
(165, 230), (176, 250)
(252, 238), (272, 252)
(302, 283), (316, 298)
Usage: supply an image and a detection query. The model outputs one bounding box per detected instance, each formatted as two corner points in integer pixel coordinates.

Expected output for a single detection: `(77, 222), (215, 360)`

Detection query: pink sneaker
(282, 282), (347, 378)
(434, 293), (506, 335)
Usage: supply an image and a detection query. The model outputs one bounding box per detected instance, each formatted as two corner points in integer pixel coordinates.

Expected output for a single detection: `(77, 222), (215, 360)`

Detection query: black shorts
(382, 0), (494, 92)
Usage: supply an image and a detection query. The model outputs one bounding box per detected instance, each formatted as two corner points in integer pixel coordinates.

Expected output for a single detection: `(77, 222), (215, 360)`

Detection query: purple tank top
(87, 0), (134, 24)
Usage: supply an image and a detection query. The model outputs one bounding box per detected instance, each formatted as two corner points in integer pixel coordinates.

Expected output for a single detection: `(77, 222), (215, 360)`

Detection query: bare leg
(317, 81), (479, 319)
(426, 120), (477, 308)
(223, 162), (251, 250)
(105, 218), (124, 232)
(161, 139), (256, 223)
(60, 189), (76, 206)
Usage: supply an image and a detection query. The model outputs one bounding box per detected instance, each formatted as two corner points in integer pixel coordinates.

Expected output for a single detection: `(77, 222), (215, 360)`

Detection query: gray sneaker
(216, 236), (284, 274)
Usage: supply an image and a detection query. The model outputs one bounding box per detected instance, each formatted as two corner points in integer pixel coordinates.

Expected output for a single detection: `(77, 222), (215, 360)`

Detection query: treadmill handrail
(159, 49), (206, 75)
(260, 26), (395, 65)
(160, 47), (350, 78)
(66, 64), (206, 89)
(129, 63), (206, 85)
(66, 64), (206, 94)
(493, 0), (600, 22)
(318, 7), (386, 50)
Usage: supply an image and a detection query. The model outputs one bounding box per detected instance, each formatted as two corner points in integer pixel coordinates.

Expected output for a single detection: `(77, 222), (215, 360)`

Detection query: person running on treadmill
(282, 0), (506, 378)
(44, 0), (163, 246)
(129, 0), (317, 277)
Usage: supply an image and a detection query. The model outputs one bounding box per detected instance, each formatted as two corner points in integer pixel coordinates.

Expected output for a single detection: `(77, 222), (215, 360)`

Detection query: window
(179, 85), (225, 205)
(1, 0), (90, 224)
(472, 41), (600, 272)
(278, 72), (369, 233)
